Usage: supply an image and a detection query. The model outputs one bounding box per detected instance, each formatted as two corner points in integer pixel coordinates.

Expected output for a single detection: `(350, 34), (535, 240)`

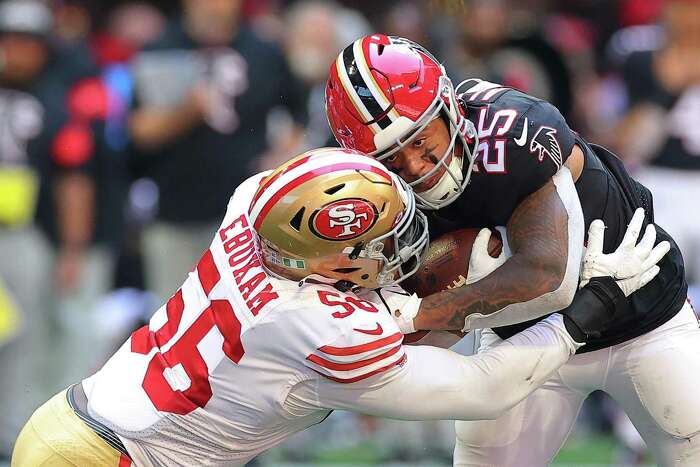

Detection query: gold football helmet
(249, 147), (428, 288)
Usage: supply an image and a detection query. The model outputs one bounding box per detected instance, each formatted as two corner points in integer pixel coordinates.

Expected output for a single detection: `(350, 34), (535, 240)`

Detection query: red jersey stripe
(118, 454), (132, 467)
(318, 332), (402, 356)
(317, 354), (407, 383)
(307, 343), (402, 371)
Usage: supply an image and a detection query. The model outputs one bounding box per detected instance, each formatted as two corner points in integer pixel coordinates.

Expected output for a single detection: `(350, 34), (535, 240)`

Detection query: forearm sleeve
(462, 168), (584, 331)
(293, 314), (578, 421)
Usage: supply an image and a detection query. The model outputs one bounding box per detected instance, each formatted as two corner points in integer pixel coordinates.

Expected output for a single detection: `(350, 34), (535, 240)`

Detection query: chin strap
(418, 155), (464, 206)
(297, 274), (337, 287)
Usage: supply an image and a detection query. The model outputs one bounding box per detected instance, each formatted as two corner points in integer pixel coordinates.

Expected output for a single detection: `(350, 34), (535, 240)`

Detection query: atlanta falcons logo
(529, 126), (563, 168)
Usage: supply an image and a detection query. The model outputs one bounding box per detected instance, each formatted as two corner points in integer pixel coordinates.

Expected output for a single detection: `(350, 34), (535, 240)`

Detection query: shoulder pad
(303, 287), (406, 383)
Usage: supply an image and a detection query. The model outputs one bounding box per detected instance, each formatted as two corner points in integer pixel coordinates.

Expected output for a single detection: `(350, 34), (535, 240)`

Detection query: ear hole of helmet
(289, 207), (305, 231)
(324, 183), (345, 195)
(332, 267), (362, 274)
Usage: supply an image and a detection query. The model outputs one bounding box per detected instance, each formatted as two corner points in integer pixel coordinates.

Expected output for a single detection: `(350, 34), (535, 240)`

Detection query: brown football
(401, 228), (503, 346)
(403, 227), (503, 298)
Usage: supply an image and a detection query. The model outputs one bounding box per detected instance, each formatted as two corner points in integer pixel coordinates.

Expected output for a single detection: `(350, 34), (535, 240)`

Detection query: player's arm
(412, 101), (587, 331)
(416, 165), (583, 331)
(394, 209), (667, 336)
(292, 313), (579, 421)
(289, 212), (667, 419)
(292, 212), (669, 420)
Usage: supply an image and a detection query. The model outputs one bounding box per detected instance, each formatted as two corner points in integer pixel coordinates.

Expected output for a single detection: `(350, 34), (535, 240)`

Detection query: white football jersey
(82, 173), (579, 467)
(82, 174), (409, 466)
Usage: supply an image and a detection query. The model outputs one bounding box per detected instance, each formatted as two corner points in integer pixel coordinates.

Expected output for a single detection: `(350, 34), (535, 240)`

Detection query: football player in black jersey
(325, 35), (697, 466)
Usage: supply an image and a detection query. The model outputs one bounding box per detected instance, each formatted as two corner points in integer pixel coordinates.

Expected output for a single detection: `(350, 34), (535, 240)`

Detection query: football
(401, 228), (503, 347)
(403, 227), (503, 297)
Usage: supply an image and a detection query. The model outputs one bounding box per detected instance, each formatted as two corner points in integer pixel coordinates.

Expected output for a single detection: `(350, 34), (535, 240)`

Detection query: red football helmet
(325, 34), (478, 209)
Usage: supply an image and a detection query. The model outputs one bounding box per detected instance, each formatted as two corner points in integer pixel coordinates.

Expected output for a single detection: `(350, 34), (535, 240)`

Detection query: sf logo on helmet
(311, 199), (378, 241)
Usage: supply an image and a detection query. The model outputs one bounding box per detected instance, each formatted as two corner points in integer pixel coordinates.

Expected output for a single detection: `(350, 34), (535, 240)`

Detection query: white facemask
(417, 154), (465, 206)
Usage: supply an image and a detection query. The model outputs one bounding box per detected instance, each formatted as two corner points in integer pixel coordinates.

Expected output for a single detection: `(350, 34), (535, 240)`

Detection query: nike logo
(514, 117), (529, 146)
(354, 323), (383, 336)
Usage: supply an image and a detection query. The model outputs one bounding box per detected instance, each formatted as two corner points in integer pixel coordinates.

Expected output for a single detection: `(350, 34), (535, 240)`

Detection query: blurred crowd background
(0, 0), (699, 465)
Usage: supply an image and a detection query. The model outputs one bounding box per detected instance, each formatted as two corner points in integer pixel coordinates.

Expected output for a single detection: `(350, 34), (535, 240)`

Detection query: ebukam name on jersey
(219, 214), (279, 316)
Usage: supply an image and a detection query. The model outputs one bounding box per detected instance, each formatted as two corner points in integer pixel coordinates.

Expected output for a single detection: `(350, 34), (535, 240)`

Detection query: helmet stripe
(251, 162), (392, 230)
(356, 37), (400, 123)
(335, 52), (380, 134)
(351, 39), (397, 130)
(355, 38), (393, 113)
(251, 153), (390, 222)
(354, 39), (395, 130)
(342, 40), (391, 127)
(250, 154), (312, 207)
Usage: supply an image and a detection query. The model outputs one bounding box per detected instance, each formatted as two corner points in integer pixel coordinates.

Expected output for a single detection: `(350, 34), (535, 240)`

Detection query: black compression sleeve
(561, 277), (629, 343)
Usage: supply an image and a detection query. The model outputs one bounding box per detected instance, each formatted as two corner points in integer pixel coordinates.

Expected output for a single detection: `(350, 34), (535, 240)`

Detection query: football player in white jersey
(12, 148), (666, 467)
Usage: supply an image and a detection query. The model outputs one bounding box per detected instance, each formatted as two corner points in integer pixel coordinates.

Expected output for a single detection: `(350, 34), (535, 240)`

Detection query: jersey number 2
(475, 108), (516, 173)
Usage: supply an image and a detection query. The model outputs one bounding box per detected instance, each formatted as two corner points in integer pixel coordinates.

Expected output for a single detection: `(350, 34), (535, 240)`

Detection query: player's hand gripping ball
(402, 228), (504, 345)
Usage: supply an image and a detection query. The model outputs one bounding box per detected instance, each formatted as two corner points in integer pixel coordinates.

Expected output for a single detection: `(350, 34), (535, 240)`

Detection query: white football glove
(465, 228), (508, 285)
(370, 286), (421, 334)
(580, 208), (670, 296)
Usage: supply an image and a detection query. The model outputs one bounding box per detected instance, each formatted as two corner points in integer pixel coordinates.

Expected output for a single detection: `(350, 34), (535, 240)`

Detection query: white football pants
(454, 301), (700, 467)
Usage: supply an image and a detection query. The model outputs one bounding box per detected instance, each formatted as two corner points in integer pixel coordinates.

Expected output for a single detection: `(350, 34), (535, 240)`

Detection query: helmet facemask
(344, 176), (429, 288)
(371, 76), (479, 210)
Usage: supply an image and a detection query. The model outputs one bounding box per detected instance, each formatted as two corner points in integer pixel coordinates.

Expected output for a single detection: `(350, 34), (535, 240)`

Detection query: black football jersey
(430, 80), (687, 353)
(430, 80), (575, 230)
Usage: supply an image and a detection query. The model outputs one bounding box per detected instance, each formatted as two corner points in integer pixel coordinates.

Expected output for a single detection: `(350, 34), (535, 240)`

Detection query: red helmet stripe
(252, 162), (392, 230)
(250, 154), (312, 207)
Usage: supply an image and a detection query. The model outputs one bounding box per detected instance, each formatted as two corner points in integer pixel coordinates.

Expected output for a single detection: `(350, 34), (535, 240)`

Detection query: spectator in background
(271, 0), (369, 156)
(382, 1), (432, 47)
(90, 2), (165, 298)
(129, 0), (307, 302)
(45, 2), (166, 396)
(442, 0), (573, 119)
(613, 0), (700, 304)
(0, 0), (98, 457)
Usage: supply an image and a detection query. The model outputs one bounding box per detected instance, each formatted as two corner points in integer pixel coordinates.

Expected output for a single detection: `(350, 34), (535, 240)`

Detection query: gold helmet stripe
(250, 153), (313, 209)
